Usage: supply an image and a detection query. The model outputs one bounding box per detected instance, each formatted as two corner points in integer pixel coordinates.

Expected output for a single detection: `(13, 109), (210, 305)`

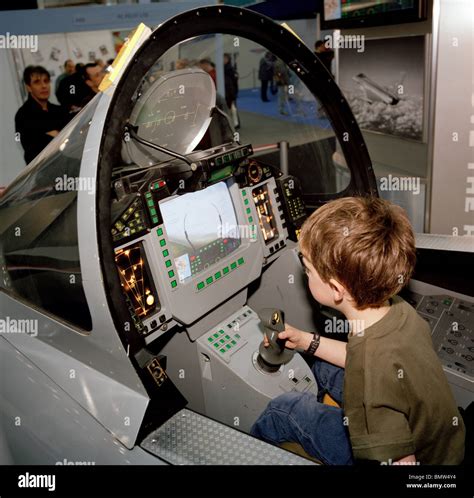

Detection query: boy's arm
(276, 324), (347, 368)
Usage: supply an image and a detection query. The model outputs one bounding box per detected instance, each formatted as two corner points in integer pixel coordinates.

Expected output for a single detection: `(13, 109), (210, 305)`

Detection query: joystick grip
(259, 308), (285, 341)
(257, 309), (294, 370)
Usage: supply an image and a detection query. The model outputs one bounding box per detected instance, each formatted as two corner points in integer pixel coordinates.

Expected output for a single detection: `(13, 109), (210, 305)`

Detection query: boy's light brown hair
(300, 196), (416, 310)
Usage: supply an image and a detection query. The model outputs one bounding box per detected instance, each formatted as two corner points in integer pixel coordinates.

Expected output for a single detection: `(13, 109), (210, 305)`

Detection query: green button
(165, 260), (172, 268)
(220, 339), (225, 344)
(246, 207), (251, 214)
(214, 343), (219, 348)
(220, 348), (226, 354)
(150, 208), (156, 216)
(226, 344), (231, 349)
(154, 182), (160, 189)
(170, 280), (177, 288)
(223, 266), (229, 274)
(242, 190), (247, 196)
(147, 199), (154, 207)
(213, 333), (219, 338)
(248, 216), (253, 223)
(197, 282), (205, 290)
(157, 227), (163, 236)
(168, 270), (175, 278)
(208, 337), (213, 342)
(231, 262), (237, 270)
(219, 329), (225, 335)
(244, 198), (249, 205)
(160, 239), (166, 247)
(162, 249), (169, 257)
(206, 276), (213, 285)
(443, 299), (452, 305)
(225, 335), (230, 340)
(215, 271), (222, 279)
(235, 334), (241, 339)
(238, 257), (244, 265)
(145, 192), (152, 198)
(152, 216), (158, 223)
(231, 340), (236, 345)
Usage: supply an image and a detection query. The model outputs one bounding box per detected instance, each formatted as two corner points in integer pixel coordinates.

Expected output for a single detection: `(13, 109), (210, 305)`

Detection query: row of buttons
(207, 328), (242, 355)
(214, 147), (249, 167)
(270, 240), (285, 254)
(241, 189), (255, 225)
(226, 308), (253, 330)
(196, 257), (245, 291)
(145, 191), (159, 225)
(157, 227), (177, 289)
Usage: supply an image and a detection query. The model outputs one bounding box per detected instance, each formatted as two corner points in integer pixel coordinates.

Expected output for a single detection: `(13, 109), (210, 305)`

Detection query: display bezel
(159, 181), (242, 285)
(321, 0), (427, 30)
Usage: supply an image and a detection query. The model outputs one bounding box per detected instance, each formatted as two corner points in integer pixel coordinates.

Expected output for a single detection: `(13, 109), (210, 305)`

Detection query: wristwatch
(305, 331), (321, 356)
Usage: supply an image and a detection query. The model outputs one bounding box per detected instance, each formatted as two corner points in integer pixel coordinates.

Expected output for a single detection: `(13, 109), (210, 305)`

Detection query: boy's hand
(263, 323), (312, 351)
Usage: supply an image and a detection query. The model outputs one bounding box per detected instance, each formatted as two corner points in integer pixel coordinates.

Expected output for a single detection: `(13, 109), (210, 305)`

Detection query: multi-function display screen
(160, 182), (241, 283)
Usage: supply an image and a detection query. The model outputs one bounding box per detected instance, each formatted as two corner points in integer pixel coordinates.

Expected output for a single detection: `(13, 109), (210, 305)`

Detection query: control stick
(257, 308), (295, 373)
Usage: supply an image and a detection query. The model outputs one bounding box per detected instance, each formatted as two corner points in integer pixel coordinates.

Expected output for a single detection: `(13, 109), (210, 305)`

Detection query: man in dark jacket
(15, 66), (70, 164)
(223, 53), (240, 129)
(56, 62), (89, 112)
(315, 40), (334, 76)
(258, 52), (274, 102)
(274, 58), (290, 115)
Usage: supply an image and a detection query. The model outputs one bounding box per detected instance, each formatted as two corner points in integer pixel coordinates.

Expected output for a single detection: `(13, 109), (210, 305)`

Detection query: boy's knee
(267, 391), (304, 412)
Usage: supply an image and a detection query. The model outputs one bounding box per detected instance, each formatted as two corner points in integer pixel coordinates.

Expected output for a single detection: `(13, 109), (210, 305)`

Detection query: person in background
(274, 58), (290, 115)
(258, 51), (274, 102)
(95, 59), (106, 70)
(198, 59), (216, 85)
(194, 58), (234, 148)
(15, 65), (70, 164)
(175, 58), (189, 70)
(56, 62), (88, 112)
(55, 59), (75, 94)
(315, 40), (334, 76)
(79, 63), (104, 107)
(223, 53), (240, 129)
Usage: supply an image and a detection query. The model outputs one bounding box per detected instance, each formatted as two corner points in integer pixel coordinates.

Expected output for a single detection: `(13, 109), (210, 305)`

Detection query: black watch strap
(305, 331), (320, 356)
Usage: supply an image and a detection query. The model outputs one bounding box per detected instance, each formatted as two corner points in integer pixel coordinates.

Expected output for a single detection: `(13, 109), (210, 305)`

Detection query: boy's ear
(328, 278), (347, 303)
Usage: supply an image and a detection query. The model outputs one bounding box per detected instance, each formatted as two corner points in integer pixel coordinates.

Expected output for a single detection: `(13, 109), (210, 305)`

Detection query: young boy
(250, 197), (465, 465)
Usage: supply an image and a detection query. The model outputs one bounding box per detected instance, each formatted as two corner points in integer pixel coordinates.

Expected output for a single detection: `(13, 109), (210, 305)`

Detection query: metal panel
(141, 409), (315, 465)
(0, 336), (162, 464)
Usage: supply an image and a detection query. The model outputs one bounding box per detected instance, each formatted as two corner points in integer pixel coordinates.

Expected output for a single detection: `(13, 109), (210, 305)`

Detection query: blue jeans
(250, 359), (353, 465)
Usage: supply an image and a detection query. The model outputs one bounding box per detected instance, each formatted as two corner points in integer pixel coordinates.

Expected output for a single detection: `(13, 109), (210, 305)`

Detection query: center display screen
(160, 182), (241, 283)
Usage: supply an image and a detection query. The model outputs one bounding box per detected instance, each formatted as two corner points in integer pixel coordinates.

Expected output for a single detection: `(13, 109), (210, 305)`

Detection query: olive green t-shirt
(344, 296), (465, 464)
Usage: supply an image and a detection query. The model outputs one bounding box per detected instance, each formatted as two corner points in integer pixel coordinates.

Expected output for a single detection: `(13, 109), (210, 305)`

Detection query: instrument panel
(111, 141), (307, 337)
(403, 290), (474, 379)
